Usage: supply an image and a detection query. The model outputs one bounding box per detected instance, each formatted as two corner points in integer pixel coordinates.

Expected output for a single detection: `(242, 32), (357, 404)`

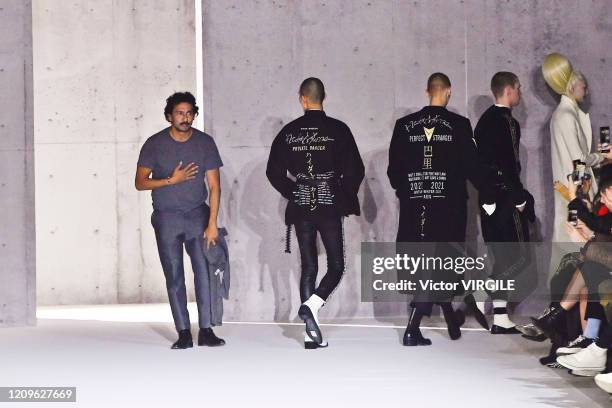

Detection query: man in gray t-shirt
(135, 91), (225, 349)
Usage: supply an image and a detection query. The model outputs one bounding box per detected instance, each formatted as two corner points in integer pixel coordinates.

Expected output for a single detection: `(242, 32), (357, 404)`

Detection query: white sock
(493, 300), (515, 328)
(304, 294), (325, 326)
(304, 294), (325, 312)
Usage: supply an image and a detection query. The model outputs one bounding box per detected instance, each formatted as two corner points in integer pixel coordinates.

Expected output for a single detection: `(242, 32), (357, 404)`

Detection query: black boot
(464, 293), (489, 330)
(304, 335), (328, 350)
(198, 328), (226, 347)
(441, 303), (463, 340)
(530, 306), (567, 339)
(403, 307), (432, 346)
(171, 329), (193, 349)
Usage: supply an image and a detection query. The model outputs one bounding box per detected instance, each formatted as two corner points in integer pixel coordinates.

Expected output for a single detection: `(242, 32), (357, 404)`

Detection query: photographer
(567, 164), (612, 235)
(531, 164), (612, 374)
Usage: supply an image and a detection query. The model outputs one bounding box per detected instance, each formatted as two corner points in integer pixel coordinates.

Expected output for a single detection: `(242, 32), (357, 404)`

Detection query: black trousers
(408, 242), (465, 317)
(581, 261), (612, 301)
(480, 203), (531, 300)
(294, 216), (345, 302)
(396, 199), (467, 317)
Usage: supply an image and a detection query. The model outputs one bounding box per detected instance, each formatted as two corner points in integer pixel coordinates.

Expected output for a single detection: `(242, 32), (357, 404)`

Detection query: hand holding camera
(600, 126), (610, 153)
(567, 160), (591, 226)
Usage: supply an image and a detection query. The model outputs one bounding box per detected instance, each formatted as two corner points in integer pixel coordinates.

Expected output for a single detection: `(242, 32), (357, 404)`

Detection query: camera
(571, 159), (586, 185)
(567, 161), (591, 225)
(600, 126), (610, 153)
(567, 208), (578, 226)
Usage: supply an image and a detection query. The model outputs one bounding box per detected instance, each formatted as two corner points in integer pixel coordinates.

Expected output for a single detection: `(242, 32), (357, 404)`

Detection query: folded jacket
(202, 227), (230, 299)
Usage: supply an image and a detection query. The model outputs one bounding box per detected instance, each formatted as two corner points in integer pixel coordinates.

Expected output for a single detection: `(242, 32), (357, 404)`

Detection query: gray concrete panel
(0, 0), (35, 327)
(199, 0), (612, 321)
(34, 0), (196, 305)
(29, 1), (612, 324)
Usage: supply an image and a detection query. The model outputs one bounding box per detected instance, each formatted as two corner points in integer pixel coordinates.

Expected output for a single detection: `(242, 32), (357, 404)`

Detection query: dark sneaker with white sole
(556, 335), (594, 356)
(539, 354), (564, 369)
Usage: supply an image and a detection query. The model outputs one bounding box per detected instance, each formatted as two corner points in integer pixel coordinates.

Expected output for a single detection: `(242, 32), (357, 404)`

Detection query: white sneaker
(595, 372), (612, 394)
(569, 369), (601, 377)
(556, 343), (606, 373)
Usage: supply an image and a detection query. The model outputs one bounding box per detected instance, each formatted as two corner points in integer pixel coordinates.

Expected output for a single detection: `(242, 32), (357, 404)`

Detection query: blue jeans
(151, 204), (214, 331)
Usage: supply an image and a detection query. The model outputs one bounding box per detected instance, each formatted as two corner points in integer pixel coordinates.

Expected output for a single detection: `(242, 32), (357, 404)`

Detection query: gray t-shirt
(137, 127), (223, 211)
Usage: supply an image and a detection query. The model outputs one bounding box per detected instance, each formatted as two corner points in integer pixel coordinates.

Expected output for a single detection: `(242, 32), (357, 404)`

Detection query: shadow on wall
(515, 66), (558, 316)
(239, 116), (298, 328)
(358, 147), (407, 321)
(357, 148), (398, 243)
(360, 107), (416, 322)
(468, 94), (494, 121)
(531, 64), (558, 244)
(528, 63), (557, 316)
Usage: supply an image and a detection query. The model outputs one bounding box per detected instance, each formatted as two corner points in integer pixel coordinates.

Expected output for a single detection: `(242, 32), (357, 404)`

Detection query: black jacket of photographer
(569, 197), (612, 235)
(266, 109), (365, 225)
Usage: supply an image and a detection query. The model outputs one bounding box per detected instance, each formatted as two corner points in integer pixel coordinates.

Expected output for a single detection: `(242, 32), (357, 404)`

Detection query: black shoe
(198, 328), (226, 347)
(540, 354), (563, 368)
(305, 340), (328, 349)
(171, 329), (193, 349)
(516, 323), (546, 341)
(298, 304), (323, 345)
(403, 328), (432, 346)
(464, 293), (489, 330)
(522, 333), (548, 342)
(491, 325), (521, 334)
(530, 306), (567, 339)
(442, 307), (463, 340)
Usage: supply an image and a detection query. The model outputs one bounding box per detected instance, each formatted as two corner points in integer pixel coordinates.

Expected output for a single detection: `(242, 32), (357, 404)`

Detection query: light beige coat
(550, 95), (603, 242)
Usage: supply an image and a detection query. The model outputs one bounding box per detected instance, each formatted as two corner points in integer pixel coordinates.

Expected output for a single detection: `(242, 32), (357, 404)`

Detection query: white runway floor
(1, 304), (610, 407)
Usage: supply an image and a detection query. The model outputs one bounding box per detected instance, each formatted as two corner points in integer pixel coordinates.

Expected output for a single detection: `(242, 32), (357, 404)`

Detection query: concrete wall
(31, 1), (612, 322)
(33, 0), (196, 305)
(201, 0), (612, 321)
(0, 0), (36, 327)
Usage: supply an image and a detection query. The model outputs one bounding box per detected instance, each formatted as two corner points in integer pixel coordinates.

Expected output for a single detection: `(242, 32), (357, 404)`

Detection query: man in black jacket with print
(387, 73), (490, 346)
(266, 78), (365, 349)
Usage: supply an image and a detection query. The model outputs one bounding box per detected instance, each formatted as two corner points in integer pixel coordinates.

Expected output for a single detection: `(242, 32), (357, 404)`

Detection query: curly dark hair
(164, 92), (199, 119)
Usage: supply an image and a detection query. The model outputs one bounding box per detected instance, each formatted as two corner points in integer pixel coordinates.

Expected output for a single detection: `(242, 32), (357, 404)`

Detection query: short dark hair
(427, 72), (451, 92)
(299, 77), (325, 104)
(164, 92), (199, 119)
(490, 72), (519, 98)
